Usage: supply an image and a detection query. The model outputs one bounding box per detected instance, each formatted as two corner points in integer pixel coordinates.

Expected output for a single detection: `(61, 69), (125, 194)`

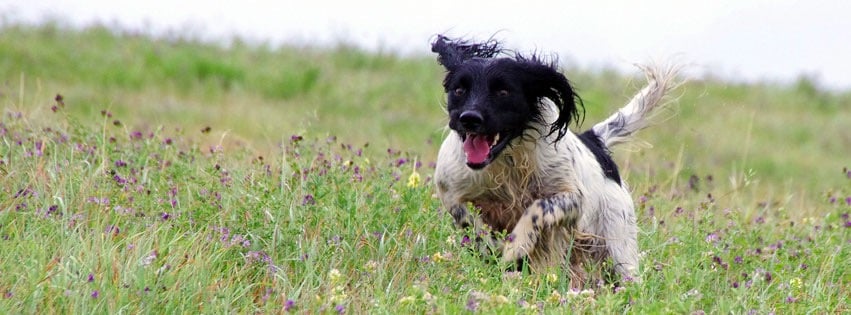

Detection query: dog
(431, 35), (680, 284)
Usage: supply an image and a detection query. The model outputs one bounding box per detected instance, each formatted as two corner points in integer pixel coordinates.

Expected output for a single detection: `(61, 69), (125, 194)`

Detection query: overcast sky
(4, 0), (851, 90)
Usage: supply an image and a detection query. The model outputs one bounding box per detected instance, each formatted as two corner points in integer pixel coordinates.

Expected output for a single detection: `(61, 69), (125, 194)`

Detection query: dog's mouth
(462, 132), (511, 169)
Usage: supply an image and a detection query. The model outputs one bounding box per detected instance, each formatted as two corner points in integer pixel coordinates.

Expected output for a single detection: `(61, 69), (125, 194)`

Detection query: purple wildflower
(46, 205), (59, 216)
(290, 135), (303, 143)
(466, 297), (479, 311)
(284, 299), (295, 312)
(114, 160), (127, 167)
(164, 138), (173, 145)
(141, 250), (158, 266)
(105, 225), (120, 236)
(261, 287), (273, 303)
(754, 216), (765, 224)
(705, 233), (719, 243)
(88, 197), (108, 205)
(3, 290), (11, 298)
(302, 194), (315, 206)
(461, 235), (471, 246)
(734, 256), (743, 264)
(87, 273), (94, 282)
(371, 231), (383, 240)
(711, 256), (728, 269)
(34, 141), (43, 157)
(785, 296), (798, 303)
(327, 235), (342, 246)
(246, 251), (272, 265)
(161, 212), (170, 220)
(846, 197), (851, 206)
(91, 290), (99, 298)
(335, 304), (345, 314)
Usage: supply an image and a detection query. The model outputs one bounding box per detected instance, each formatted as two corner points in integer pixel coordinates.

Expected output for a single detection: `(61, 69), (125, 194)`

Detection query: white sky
(4, 0), (851, 90)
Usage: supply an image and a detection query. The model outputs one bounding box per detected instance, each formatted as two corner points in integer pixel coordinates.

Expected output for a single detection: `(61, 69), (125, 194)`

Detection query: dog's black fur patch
(578, 130), (622, 184)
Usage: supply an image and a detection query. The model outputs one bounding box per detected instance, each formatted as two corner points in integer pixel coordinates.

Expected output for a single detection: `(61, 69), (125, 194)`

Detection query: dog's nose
(459, 111), (484, 130)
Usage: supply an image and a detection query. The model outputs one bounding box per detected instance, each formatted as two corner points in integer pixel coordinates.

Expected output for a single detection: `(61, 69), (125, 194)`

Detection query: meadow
(0, 23), (848, 313)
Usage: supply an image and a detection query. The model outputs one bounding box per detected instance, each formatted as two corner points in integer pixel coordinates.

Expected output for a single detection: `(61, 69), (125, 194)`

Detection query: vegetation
(1, 23), (848, 313)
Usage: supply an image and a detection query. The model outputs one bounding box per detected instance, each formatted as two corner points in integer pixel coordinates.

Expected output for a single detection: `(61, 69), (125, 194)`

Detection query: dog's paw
(501, 231), (534, 263)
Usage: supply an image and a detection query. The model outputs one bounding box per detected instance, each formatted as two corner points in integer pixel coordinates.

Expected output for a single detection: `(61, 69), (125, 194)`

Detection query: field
(1, 23), (849, 313)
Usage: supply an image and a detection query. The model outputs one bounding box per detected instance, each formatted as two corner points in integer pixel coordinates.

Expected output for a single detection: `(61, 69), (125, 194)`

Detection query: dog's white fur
(435, 65), (680, 283)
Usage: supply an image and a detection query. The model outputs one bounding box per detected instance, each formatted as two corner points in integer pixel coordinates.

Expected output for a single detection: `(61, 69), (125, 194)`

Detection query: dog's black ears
(516, 55), (585, 141)
(431, 35), (502, 71)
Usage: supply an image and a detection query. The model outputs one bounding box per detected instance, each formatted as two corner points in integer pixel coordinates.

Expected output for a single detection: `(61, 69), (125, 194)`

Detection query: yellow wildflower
(491, 295), (509, 305)
(789, 277), (803, 290)
(547, 273), (558, 283)
(399, 296), (416, 304)
(407, 169), (421, 188)
(328, 268), (342, 283)
(548, 290), (562, 303)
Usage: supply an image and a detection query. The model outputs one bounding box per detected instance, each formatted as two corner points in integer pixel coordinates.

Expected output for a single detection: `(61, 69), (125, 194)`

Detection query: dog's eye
(496, 89), (509, 97)
(453, 88), (466, 96)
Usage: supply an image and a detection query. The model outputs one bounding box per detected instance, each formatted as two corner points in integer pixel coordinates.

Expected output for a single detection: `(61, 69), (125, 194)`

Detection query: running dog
(431, 35), (680, 284)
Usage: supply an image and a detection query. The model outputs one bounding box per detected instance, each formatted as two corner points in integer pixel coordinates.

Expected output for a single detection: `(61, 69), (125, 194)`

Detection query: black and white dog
(431, 35), (679, 284)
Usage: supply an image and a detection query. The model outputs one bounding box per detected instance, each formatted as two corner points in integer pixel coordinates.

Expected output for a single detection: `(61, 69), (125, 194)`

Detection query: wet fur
(431, 35), (680, 286)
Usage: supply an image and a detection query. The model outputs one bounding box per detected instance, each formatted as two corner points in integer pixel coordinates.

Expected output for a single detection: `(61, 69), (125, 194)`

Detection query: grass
(1, 22), (849, 313)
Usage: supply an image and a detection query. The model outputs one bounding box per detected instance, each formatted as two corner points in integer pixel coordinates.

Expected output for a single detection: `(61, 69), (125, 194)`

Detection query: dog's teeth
(492, 134), (500, 146)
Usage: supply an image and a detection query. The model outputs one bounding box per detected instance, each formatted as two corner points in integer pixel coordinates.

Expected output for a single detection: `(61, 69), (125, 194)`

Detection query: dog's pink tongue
(463, 134), (490, 164)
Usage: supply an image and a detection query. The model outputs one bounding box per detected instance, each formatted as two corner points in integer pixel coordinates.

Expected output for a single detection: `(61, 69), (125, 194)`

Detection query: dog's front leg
(502, 192), (582, 263)
(448, 203), (504, 257)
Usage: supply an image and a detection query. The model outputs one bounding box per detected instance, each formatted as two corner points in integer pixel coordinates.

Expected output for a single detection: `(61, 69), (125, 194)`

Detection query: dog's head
(431, 35), (584, 169)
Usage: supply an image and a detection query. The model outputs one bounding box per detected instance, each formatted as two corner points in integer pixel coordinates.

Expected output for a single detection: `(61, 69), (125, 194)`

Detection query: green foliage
(0, 23), (849, 313)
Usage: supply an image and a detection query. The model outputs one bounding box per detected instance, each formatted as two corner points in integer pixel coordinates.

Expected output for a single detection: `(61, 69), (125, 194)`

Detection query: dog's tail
(591, 64), (682, 148)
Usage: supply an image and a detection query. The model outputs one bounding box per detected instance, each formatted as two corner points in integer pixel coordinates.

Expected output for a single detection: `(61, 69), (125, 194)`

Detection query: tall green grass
(1, 23), (848, 313)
